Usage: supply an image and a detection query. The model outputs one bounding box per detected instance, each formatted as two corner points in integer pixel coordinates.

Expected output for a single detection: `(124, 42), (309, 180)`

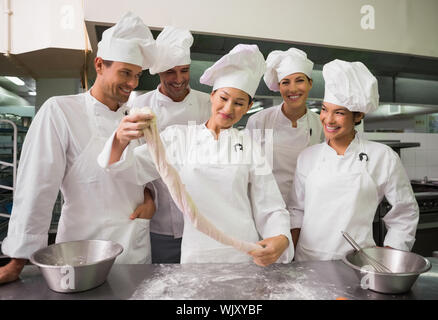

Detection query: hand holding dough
(130, 107), (261, 254)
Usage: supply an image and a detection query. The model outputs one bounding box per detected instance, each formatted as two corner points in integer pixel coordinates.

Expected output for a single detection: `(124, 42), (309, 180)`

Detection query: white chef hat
(323, 59), (379, 114)
(264, 48), (314, 92)
(149, 26), (193, 75)
(97, 12), (155, 70)
(199, 44), (266, 98)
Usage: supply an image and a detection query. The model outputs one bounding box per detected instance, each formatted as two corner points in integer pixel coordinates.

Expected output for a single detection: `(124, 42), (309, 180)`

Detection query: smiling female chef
(98, 44), (293, 266)
(246, 48), (323, 247)
(290, 59), (419, 261)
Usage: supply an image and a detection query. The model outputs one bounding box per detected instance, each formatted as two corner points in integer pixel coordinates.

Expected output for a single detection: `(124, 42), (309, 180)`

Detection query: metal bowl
(29, 239), (123, 293)
(342, 247), (431, 294)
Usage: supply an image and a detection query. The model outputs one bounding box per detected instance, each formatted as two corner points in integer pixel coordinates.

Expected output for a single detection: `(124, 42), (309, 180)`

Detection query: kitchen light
(5, 76), (25, 86)
(310, 108), (319, 112)
(28, 91), (36, 96)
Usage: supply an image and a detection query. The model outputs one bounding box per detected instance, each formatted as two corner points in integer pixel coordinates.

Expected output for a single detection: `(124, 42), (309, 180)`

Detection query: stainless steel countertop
(1, 258), (437, 300)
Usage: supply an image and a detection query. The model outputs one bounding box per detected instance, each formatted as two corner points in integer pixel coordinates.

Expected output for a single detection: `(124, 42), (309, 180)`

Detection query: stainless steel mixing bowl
(29, 239), (123, 293)
(342, 247), (431, 294)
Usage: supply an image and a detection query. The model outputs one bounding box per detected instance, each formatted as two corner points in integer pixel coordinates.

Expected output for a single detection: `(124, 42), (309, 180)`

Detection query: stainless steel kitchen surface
(1, 258), (437, 300)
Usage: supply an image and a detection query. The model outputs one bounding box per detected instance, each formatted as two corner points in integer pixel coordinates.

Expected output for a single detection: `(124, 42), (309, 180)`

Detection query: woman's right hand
(248, 235), (289, 267)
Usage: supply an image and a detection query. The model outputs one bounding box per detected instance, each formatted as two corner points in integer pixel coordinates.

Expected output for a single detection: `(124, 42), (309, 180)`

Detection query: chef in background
(131, 26), (211, 264)
(290, 59), (419, 261)
(98, 44), (293, 266)
(0, 12), (157, 284)
(246, 48), (323, 247)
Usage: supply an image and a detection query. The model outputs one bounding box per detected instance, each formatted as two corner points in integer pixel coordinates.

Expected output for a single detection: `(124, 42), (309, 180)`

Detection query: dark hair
(212, 89), (252, 106)
(353, 112), (362, 126)
(102, 59), (113, 67)
(280, 75), (312, 85)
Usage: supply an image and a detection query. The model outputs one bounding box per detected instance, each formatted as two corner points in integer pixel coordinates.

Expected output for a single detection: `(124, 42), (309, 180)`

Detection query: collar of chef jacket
(276, 104), (310, 127)
(85, 91), (129, 137)
(191, 123), (249, 166)
(197, 123), (241, 141)
(197, 123), (249, 153)
(155, 84), (194, 105)
(86, 90), (129, 116)
(324, 133), (363, 159)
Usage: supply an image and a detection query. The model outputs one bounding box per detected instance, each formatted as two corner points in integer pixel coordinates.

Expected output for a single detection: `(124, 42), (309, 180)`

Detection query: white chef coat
(98, 124), (294, 264)
(132, 86), (211, 238)
(246, 104), (323, 205)
(2, 91), (155, 264)
(290, 133), (419, 259)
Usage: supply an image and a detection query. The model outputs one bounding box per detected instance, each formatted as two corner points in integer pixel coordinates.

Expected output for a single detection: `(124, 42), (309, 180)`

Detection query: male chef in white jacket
(131, 26), (211, 263)
(0, 12), (157, 284)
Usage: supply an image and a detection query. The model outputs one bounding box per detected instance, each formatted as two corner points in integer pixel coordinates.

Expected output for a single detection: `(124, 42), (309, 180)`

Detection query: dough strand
(131, 107), (261, 254)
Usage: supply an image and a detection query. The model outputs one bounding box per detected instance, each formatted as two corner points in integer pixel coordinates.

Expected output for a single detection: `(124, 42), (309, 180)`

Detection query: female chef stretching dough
(98, 44), (293, 266)
(290, 59), (419, 261)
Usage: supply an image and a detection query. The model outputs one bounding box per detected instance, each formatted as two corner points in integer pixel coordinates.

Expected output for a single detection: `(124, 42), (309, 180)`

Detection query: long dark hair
(353, 112), (363, 126)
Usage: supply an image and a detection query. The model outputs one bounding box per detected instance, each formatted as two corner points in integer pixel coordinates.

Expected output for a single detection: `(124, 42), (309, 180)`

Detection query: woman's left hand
(248, 235), (289, 267)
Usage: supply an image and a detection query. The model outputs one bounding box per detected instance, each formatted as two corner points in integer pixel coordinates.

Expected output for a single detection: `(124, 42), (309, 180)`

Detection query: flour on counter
(129, 263), (357, 300)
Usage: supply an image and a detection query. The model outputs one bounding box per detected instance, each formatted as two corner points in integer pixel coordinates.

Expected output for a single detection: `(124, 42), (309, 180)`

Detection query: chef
(131, 26), (211, 264)
(290, 59), (419, 261)
(0, 12), (157, 284)
(99, 44), (293, 266)
(246, 48), (323, 247)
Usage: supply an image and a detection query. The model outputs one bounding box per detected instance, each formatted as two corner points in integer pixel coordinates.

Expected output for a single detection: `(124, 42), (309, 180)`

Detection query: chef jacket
(2, 91), (155, 263)
(246, 105), (323, 204)
(98, 124), (294, 263)
(289, 134), (419, 251)
(131, 86), (211, 238)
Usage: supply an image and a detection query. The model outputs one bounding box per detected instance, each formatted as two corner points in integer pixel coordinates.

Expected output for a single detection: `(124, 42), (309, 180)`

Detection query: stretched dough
(130, 107), (261, 254)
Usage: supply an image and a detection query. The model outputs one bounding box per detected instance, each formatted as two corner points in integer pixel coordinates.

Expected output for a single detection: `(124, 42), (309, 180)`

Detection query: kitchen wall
(363, 132), (438, 180)
(35, 78), (82, 111)
(84, 0), (438, 59)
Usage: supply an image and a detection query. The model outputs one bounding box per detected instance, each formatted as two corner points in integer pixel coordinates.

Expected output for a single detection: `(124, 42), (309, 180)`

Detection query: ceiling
(0, 76), (35, 106)
(1, 22), (438, 113)
(0, 48), (87, 79)
(90, 25), (438, 82)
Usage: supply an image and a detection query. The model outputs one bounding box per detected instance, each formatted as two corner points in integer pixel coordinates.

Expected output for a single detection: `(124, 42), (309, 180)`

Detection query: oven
(373, 190), (438, 257)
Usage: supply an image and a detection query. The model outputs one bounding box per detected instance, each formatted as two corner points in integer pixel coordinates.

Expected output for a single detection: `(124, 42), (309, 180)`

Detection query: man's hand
(130, 187), (156, 220)
(248, 235), (289, 267)
(115, 113), (154, 147)
(109, 113), (154, 165)
(0, 258), (27, 284)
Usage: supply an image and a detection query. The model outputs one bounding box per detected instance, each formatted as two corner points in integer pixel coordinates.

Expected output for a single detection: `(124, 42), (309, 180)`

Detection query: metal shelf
(0, 120), (17, 220)
(0, 119), (63, 256)
(0, 120), (18, 255)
